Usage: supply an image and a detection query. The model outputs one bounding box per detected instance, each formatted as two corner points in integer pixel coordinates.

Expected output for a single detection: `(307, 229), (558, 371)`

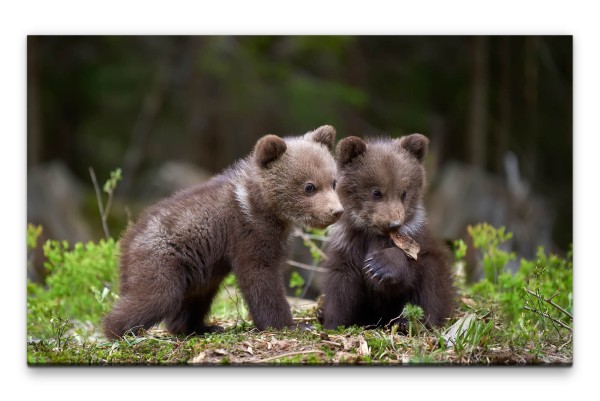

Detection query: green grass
(26, 287), (572, 365)
(26, 223), (573, 366)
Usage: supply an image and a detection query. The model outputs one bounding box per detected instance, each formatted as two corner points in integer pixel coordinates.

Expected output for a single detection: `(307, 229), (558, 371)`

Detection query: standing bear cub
(320, 134), (455, 331)
(103, 125), (343, 340)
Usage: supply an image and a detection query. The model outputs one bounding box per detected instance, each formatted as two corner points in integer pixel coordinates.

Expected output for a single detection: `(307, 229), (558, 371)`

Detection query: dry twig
(89, 167), (110, 239)
(523, 306), (572, 331)
(294, 229), (328, 261)
(285, 260), (327, 273)
(254, 350), (325, 363)
(523, 288), (573, 319)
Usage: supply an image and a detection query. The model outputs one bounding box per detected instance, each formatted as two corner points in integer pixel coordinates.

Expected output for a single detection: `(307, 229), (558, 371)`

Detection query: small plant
(27, 224), (43, 251)
(401, 304), (425, 336)
(468, 223), (515, 284)
(453, 238), (467, 261)
(211, 274), (250, 325)
(521, 246), (573, 338)
(289, 271), (305, 297)
(89, 167), (122, 239)
(27, 224), (44, 278)
(49, 315), (73, 351)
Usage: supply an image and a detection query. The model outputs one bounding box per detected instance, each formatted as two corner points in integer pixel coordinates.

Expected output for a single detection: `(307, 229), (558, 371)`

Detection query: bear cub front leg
(363, 246), (417, 290)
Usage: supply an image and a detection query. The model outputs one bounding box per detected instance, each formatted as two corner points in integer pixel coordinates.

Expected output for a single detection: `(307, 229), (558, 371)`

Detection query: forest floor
(27, 287), (573, 366)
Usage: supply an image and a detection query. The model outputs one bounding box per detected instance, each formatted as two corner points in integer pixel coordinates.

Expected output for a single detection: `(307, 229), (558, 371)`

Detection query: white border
(2, 1), (597, 399)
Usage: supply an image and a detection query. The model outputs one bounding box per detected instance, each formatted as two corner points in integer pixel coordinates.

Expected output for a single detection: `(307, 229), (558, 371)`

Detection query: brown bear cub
(103, 125), (343, 340)
(320, 134), (455, 331)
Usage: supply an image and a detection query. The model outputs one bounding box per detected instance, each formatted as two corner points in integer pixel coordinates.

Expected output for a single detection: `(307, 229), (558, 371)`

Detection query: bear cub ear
(255, 134), (287, 168)
(336, 136), (367, 168)
(304, 125), (336, 151)
(398, 133), (429, 163)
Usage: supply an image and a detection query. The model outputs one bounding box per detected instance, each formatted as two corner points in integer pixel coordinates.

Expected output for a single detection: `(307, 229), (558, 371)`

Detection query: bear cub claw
(363, 247), (406, 287)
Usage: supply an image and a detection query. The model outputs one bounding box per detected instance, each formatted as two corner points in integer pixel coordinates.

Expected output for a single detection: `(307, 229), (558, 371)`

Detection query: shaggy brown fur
(103, 125), (343, 339)
(321, 134), (455, 331)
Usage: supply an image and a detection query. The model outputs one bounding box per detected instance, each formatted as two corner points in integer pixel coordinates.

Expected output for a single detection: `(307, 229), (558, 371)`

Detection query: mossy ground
(26, 286), (572, 366)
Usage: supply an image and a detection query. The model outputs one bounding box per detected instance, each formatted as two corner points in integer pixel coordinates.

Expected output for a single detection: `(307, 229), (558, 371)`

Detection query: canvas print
(26, 36), (572, 366)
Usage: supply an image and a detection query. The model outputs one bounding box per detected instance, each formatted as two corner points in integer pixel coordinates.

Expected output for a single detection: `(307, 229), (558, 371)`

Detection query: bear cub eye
(333, 180), (337, 190)
(401, 191), (407, 201)
(305, 183), (316, 194)
(372, 189), (382, 200)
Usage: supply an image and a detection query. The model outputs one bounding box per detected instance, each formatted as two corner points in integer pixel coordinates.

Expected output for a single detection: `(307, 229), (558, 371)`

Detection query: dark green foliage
(464, 223), (572, 342)
(28, 36), (573, 251)
(27, 236), (119, 338)
(288, 271), (305, 297)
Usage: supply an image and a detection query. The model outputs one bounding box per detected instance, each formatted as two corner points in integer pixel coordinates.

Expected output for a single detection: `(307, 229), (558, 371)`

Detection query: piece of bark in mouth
(390, 232), (420, 260)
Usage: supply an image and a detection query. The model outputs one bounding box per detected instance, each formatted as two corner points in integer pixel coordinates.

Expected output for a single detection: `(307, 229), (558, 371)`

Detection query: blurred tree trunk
(524, 36), (539, 182)
(495, 37), (511, 173)
(120, 57), (170, 195)
(468, 36), (489, 169)
(190, 36), (238, 174)
(184, 37), (208, 169)
(27, 36), (42, 167)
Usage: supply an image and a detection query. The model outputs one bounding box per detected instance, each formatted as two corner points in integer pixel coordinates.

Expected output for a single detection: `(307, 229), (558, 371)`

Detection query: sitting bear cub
(103, 125), (343, 339)
(321, 134), (455, 331)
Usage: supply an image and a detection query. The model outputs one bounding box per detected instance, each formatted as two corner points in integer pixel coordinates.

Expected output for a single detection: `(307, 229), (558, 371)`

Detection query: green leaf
(103, 168), (122, 194)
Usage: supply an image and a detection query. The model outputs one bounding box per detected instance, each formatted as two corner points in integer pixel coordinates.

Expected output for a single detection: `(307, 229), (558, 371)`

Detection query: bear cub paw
(363, 247), (414, 289)
(386, 316), (409, 334)
(204, 325), (226, 334)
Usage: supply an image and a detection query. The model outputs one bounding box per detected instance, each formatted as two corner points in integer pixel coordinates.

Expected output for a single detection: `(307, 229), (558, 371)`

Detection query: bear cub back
(321, 134), (455, 330)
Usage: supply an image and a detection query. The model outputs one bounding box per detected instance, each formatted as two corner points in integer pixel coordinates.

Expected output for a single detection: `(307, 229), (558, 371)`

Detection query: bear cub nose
(388, 220), (402, 229)
(332, 207), (344, 217)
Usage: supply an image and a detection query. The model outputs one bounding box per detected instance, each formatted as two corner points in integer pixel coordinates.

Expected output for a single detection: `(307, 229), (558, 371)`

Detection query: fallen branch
(292, 317), (316, 322)
(254, 350), (325, 363)
(523, 306), (572, 331)
(523, 287), (573, 320)
(300, 232), (330, 242)
(286, 260), (327, 273)
(89, 167), (110, 239)
(321, 340), (343, 347)
(294, 229), (328, 261)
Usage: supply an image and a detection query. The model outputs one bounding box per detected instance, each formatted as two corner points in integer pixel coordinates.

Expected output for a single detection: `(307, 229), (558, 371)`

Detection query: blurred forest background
(26, 35), (572, 286)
